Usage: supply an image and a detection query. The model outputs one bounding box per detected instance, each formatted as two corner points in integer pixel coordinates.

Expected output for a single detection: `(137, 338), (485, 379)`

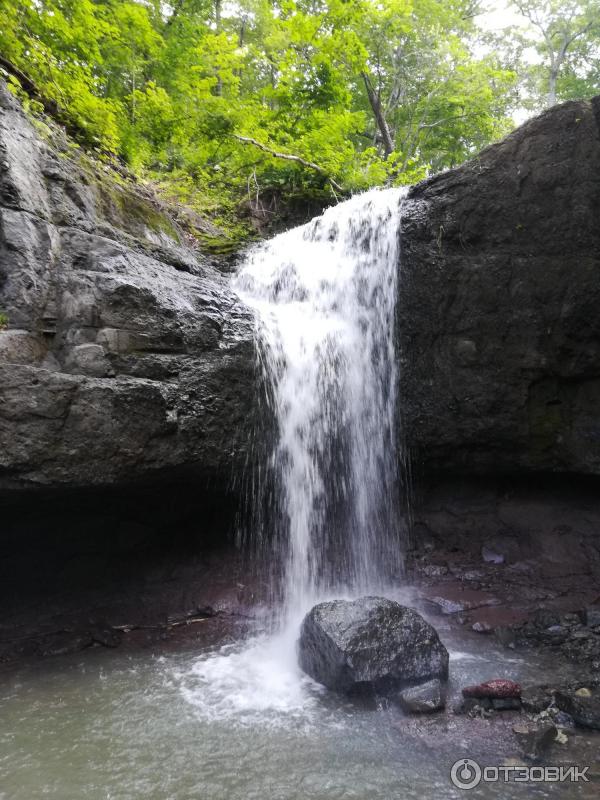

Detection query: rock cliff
(0, 83), (258, 492)
(400, 97), (600, 478)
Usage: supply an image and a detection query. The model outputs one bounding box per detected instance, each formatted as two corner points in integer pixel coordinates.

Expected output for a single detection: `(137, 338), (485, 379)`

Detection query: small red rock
(462, 679), (521, 699)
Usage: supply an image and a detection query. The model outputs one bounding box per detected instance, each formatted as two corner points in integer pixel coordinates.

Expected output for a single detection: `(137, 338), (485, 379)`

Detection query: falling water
(235, 188), (407, 620)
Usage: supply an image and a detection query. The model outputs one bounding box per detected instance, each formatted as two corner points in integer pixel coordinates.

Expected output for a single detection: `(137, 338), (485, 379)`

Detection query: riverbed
(1, 600), (598, 800)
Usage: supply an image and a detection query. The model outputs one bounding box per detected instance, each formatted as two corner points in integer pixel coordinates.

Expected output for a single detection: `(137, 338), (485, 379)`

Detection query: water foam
(175, 634), (323, 728)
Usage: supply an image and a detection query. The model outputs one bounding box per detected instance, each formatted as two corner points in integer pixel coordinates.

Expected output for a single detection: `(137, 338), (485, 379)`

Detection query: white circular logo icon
(450, 758), (482, 790)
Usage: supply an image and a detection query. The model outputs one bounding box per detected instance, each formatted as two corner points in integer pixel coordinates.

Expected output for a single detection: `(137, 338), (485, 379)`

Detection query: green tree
(0, 0), (121, 148)
(0, 0), (570, 233)
(511, 0), (600, 107)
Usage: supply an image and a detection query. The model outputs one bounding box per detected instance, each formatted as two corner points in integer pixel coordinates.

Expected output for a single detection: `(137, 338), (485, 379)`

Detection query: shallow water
(1, 600), (598, 800)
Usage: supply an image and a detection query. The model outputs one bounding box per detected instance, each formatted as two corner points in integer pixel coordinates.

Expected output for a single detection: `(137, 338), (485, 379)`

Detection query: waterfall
(234, 188), (407, 620)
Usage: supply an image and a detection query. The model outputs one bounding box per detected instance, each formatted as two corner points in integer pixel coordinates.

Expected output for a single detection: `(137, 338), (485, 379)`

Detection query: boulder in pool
(297, 596), (449, 696)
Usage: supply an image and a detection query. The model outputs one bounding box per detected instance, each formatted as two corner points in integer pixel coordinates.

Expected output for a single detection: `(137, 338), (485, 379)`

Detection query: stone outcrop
(397, 678), (446, 713)
(400, 96), (600, 478)
(0, 82), (258, 491)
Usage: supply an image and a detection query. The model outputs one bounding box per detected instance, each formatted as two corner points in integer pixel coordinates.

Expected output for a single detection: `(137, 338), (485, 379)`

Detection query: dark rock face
(401, 97), (600, 478)
(0, 82), (258, 491)
(297, 596), (449, 695)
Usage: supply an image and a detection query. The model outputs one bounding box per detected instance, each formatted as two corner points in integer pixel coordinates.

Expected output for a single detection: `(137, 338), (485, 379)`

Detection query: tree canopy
(0, 1), (597, 236)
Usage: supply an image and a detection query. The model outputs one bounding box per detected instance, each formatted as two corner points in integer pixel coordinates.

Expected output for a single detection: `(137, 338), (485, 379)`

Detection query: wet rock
(495, 627), (518, 648)
(421, 564), (449, 578)
(539, 624), (569, 644)
(551, 710), (575, 729)
(420, 585), (501, 616)
(467, 699), (493, 718)
(512, 722), (557, 761)
(503, 758), (528, 768)
(472, 621), (493, 634)
(521, 685), (554, 714)
(560, 629), (600, 664)
(554, 728), (569, 744)
(455, 694), (520, 713)
(397, 679), (446, 713)
(462, 679), (521, 699)
(497, 606), (600, 667)
(585, 606), (600, 628)
(298, 597), (449, 696)
(482, 546), (504, 565)
(492, 697), (521, 710)
(463, 569), (486, 581)
(90, 625), (122, 648)
(555, 687), (600, 730)
(38, 631), (93, 657)
(532, 609), (561, 629)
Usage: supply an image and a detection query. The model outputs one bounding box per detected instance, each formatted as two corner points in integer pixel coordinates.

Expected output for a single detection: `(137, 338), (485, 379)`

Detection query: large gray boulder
(0, 82), (258, 491)
(298, 596), (449, 696)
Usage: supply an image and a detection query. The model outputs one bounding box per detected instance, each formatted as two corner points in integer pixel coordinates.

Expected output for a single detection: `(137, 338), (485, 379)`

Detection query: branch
(164, 0), (186, 29)
(232, 134), (345, 193)
(0, 55), (55, 112)
(564, 19), (594, 49)
(418, 113), (475, 131)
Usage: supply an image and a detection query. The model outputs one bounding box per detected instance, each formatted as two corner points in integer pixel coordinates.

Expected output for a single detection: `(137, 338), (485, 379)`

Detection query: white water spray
(235, 188), (407, 620)
(177, 189), (407, 722)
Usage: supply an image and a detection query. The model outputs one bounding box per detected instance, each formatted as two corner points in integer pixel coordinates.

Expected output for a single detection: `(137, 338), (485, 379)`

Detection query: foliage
(0, 312), (8, 330)
(0, 1), (595, 232)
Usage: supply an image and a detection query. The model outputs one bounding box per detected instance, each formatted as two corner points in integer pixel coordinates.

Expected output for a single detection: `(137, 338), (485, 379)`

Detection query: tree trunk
(214, 0), (223, 97)
(547, 68), (558, 107)
(362, 72), (395, 158)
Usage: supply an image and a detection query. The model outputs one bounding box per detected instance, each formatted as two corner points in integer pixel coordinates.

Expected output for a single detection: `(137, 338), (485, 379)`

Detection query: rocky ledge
(0, 81), (259, 492)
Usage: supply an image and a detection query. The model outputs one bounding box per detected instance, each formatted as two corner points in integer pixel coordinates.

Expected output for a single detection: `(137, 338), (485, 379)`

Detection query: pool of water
(1, 603), (598, 800)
